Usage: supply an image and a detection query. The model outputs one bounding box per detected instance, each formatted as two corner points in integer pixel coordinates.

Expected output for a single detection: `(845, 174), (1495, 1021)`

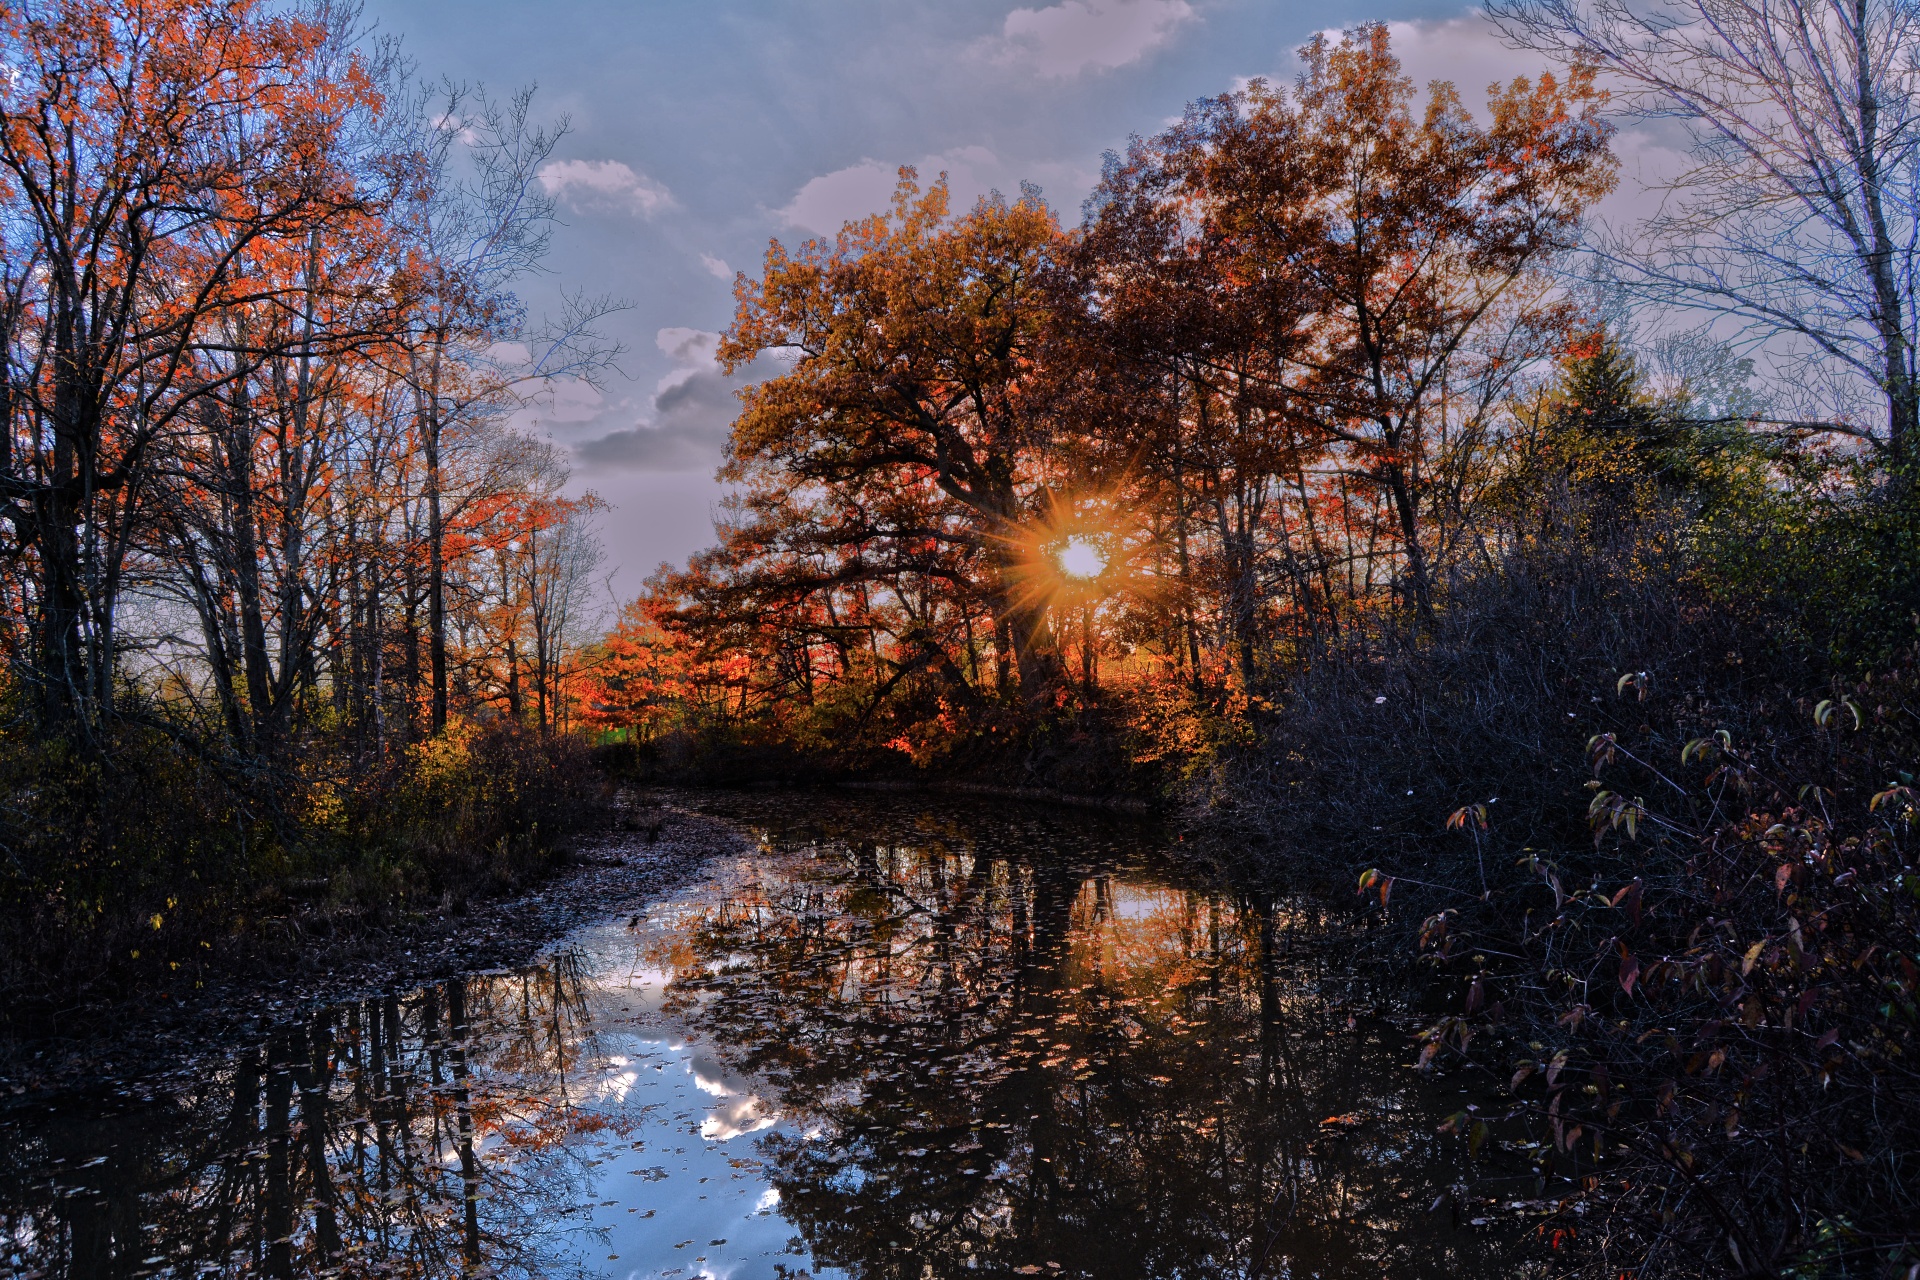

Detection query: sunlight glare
(1057, 537), (1105, 580)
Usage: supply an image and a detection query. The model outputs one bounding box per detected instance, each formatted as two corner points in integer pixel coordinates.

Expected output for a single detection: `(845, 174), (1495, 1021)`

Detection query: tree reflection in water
(1, 796), (1528, 1279)
(649, 795), (1522, 1279)
(1, 961), (612, 1278)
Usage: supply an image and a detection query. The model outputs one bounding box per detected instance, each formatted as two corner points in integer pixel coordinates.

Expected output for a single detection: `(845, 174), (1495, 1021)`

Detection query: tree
(717, 171), (1067, 701)
(0, 0), (378, 735)
(630, 28), (1617, 739)
(1069, 24), (1614, 653)
(1492, 0), (1920, 468)
(582, 599), (686, 741)
(1069, 130), (1326, 688)
(155, 20), (404, 759)
(389, 81), (621, 734)
(1226, 26), (1614, 620)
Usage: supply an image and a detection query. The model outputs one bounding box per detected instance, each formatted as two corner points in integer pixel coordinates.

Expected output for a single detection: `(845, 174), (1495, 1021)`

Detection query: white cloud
(699, 252), (734, 280)
(1381, 16), (1546, 118)
(986, 0), (1194, 78)
(484, 340), (532, 367)
(431, 113), (481, 146)
(778, 160), (903, 236)
(523, 377), (612, 428)
(776, 145), (1089, 237)
(536, 159), (675, 217)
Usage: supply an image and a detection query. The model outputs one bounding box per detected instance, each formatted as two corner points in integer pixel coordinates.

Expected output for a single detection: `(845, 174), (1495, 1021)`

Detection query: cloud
(1379, 16), (1548, 118)
(656, 326), (720, 366)
(986, 0), (1194, 78)
(699, 252), (734, 280)
(778, 160), (903, 236)
(523, 376), (612, 428)
(776, 145), (1089, 237)
(572, 328), (756, 473)
(484, 340), (532, 367)
(536, 159), (675, 217)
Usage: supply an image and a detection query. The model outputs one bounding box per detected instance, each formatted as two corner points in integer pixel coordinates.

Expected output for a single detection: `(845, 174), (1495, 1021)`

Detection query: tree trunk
(41, 293), (95, 734)
(263, 1033), (294, 1279)
(1851, 0), (1920, 470)
(448, 978), (483, 1268)
(426, 435), (448, 732)
(1382, 453), (1434, 624)
(414, 336), (451, 734)
(994, 557), (1060, 704)
(506, 636), (522, 724)
(226, 379), (278, 756)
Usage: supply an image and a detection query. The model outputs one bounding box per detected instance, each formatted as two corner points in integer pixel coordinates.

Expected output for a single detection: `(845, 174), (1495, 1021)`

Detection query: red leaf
(1617, 943), (1640, 996)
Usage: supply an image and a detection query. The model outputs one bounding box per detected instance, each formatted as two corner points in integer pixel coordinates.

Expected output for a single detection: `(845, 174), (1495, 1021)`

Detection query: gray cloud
(574, 420), (722, 471)
(573, 328), (764, 472)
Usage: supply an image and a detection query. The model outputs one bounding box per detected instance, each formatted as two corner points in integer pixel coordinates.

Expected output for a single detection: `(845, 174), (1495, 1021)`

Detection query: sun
(1056, 537), (1106, 580)
(996, 494), (1144, 615)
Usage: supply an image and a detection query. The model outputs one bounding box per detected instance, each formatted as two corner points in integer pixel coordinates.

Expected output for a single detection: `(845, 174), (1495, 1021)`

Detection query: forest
(1, 0), (1917, 1275)
(0, 0), (619, 1008)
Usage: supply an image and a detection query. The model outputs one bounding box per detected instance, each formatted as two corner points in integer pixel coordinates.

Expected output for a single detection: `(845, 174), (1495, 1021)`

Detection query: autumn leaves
(631, 24), (1615, 745)
(0, 0), (609, 751)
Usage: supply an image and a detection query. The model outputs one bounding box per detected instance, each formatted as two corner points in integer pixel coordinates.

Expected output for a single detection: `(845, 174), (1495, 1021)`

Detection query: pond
(0, 793), (1546, 1279)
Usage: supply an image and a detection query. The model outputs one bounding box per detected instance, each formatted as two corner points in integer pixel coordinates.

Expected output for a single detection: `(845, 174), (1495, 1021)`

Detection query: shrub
(0, 715), (610, 1027)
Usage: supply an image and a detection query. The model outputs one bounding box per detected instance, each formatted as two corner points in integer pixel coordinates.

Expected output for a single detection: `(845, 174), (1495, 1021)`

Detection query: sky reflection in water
(1, 795), (1529, 1279)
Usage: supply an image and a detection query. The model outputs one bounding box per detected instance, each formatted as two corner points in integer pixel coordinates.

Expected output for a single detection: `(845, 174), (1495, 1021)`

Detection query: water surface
(1, 793), (1537, 1279)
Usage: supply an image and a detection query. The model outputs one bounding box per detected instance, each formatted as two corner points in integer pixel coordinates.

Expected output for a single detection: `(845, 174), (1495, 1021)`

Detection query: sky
(362, 0), (1639, 607)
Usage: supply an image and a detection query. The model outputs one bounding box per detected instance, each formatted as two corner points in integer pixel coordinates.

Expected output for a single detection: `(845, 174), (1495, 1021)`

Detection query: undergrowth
(0, 716), (608, 1032)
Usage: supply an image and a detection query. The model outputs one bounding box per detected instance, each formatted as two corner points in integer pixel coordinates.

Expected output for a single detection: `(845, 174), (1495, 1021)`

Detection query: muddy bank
(0, 799), (746, 1100)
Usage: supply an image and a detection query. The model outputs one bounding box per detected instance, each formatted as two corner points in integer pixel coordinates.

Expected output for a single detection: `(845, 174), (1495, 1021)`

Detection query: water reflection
(0, 795), (1527, 1279)
(1, 961), (637, 1278)
(651, 795), (1517, 1279)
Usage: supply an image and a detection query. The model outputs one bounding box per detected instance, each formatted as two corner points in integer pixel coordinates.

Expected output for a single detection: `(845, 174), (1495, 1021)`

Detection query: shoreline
(0, 803), (748, 1102)
(832, 777), (1157, 814)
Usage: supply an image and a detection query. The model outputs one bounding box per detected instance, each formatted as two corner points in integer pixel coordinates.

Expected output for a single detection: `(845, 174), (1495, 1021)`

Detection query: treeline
(606, 20), (1920, 1278)
(0, 0), (613, 1007)
(606, 27), (1625, 766)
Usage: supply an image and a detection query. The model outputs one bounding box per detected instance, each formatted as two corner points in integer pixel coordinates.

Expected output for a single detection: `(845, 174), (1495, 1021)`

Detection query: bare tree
(392, 81), (624, 735)
(1491, 0), (1920, 466)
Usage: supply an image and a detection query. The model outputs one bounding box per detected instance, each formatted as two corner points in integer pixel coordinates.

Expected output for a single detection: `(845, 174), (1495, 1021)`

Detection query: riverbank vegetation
(589, 16), (1920, 1278)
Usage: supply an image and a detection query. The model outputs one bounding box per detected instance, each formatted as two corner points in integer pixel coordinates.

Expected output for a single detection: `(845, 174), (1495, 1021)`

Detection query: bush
(0, 719), (251, 1021)
(1204, 438), (1920, 1276)
(0, 714), (610, 1029)
(1370, 656), (1920, 1279)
